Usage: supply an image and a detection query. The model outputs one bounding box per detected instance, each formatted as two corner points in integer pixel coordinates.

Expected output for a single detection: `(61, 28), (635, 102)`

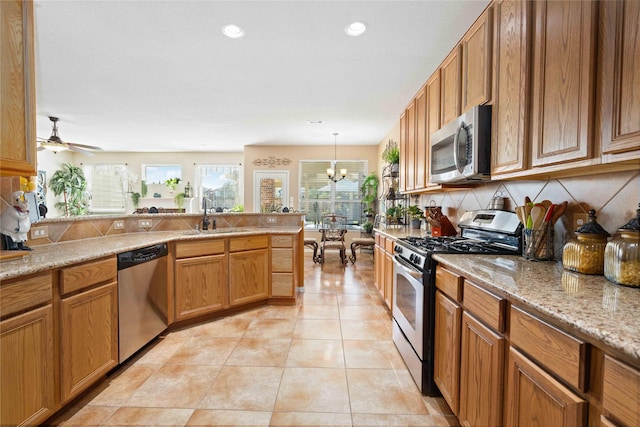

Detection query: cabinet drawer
(175, 239), (225, 258)
(60, 257), (116, 295)
(435, 266), (462, 302)
(385, 237), (395, 253)
(271, 235), (293, 248)
(230, 235), (268, 252)
(272, 248), (293, 272)
(271, 273), (294, 297)
(463, 280), (506, 332)
(0, 272), (53, 318)
(510, 306), (588, 392)
(602, 355), (640, 427)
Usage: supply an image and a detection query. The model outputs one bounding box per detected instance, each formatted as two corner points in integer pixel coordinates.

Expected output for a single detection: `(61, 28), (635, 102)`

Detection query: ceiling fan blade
(37, 145), (46, 151)
(68, 142), (103, 151)
(67, 145), (95, 156)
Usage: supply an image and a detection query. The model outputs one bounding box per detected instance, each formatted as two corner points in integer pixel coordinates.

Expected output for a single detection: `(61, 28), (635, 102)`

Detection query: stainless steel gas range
(391, 209), (523, 395)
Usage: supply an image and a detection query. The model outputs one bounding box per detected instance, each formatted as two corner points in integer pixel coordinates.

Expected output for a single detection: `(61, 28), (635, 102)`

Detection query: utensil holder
(523, 223), (554, 260)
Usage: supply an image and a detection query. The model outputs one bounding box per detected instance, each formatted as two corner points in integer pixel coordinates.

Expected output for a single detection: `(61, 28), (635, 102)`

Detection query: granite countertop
(0, 226), (301, 282)
(432, 254), (640, 364)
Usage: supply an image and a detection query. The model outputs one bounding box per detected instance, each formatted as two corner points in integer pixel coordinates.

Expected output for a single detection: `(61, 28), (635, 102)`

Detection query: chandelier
(327, 132), (347, 183)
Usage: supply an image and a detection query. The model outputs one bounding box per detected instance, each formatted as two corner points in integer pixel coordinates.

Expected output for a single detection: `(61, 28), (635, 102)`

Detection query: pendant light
(327, 132), (347, 183)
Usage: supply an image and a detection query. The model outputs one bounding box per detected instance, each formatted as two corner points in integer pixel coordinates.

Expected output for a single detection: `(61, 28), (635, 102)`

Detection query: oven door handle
(393, 255), (424, 281)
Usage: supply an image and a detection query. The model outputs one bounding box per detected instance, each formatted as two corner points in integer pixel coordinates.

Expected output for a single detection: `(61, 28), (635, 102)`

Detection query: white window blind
(82, 164), (126, 214)
(299, 160), (368, 228)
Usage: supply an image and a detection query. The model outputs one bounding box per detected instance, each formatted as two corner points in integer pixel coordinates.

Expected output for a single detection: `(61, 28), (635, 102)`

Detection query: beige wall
(243, 144), (379, 213)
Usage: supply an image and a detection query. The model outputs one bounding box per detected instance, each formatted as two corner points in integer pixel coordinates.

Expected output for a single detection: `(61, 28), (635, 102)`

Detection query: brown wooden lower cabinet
(433, 290), (462, 414)
(229, 248), (269, 306)
(174, 254), (228, 320)
(0, 304), (55, 426)
(459, 312), (506, 427)
(60, 282), (119, 402)
(505, 347), (587, 427)
(602, 355), (640, 427)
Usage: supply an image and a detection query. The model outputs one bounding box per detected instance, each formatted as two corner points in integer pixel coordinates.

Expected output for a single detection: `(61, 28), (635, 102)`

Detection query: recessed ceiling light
(307, 120), (324, 124)
(345, 21), (367, 37)
(222, 24), (245, 39)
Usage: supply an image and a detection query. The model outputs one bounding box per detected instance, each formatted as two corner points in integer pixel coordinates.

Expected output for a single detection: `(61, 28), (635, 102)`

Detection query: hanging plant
(361, 172), (379, 216)
(381, 140), (400, 164)
(49, 163), (90, 216)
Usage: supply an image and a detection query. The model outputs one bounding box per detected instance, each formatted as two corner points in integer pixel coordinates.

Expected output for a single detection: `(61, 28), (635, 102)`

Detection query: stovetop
(394, 209), (523, 271)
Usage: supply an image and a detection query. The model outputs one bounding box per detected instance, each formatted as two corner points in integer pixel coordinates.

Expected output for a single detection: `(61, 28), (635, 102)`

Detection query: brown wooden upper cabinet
(491, 0), (531, 176)
(405, 100), (416, 192)
(398, 111), (407, 193)
(440, 46), (462, 128)
(529, 0), (597, 167)
(414, 87), (427, 190)
(461, 5), (494, 113)
(598, 0), (640, 160)
(0, 0), (37, 177)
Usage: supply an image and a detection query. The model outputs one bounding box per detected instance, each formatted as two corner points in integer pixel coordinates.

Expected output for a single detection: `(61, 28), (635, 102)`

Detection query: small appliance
(430, 105), (492, 184)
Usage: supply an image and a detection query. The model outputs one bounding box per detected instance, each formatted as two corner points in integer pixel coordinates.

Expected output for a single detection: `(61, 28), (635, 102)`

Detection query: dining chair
(318, 213), (348, 267)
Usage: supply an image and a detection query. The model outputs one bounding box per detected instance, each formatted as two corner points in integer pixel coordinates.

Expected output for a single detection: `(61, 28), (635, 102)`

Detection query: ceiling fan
(37, 116), (103, 156)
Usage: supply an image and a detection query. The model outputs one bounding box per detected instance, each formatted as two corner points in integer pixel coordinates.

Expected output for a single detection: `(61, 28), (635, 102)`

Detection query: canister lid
(576, 209), (610, 236)
(619, 203), (640, 232)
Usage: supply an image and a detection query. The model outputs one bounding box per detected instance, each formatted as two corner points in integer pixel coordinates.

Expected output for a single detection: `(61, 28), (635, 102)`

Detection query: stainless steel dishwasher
(117, 243), (168, 362)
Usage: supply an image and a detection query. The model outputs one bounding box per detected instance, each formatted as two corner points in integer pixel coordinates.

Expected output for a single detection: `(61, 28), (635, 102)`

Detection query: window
(142, 164), (182, 185)
(299, 160), (368, 228)
(82, 164), (127, 214)
(196, 164), (242, 211)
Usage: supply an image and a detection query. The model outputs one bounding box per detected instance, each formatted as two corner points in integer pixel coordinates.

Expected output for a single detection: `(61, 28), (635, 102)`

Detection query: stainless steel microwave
(430, 105), (491, 183)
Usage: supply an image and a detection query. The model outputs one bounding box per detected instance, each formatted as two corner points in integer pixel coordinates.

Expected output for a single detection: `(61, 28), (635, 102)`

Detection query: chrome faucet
(202, 197), (210, 230)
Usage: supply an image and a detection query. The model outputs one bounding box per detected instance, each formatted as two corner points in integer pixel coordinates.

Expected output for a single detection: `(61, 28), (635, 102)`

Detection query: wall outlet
(266, 216), (277, 224)
(138, 219), (152, 229)
(113, 220), (125, 230)
(31, 226), (49, 239)
(573, 213), (589, 231)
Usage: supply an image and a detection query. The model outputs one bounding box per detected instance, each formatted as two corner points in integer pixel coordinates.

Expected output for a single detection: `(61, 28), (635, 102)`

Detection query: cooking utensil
(530, 205), (545, 229)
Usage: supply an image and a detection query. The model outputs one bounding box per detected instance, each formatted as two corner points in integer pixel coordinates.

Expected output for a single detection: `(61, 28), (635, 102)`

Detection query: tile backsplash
(412, 170), (640, 260)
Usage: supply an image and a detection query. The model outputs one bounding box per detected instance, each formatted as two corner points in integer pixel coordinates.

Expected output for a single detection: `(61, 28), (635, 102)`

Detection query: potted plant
(165, 177), (181, 192)
(361, 172), (379, 218)
(382, 140), (400, 174)
(407, 205), (423, 229)
(362, 221), (374, 237)
(49, 163), (90, 217)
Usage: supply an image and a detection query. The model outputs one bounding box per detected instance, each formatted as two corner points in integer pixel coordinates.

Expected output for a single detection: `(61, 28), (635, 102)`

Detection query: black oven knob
(409, 254), (416, 263)
(395, 245), (402, 254)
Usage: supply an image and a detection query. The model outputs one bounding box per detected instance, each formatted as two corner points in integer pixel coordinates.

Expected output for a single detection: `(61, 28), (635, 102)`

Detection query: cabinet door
(491, 0), (531, 175)
(399, 112), (407, 192)
(229, 248), (269, 306)
(433, 291), (462, 415)
(459, 312), (506, 427)
(383, 251), (393, 309)
(425, 72), (441, 184)
(505, 347), (587, 427)
(530, 0), (596, 167)
(405, 100), (416, 191)
(598, 0), (640, 157)
(60, 282), (118, 402)
(440, 46), (462, 127)
(415, 87), (427, 190)
(175, 254), (228, 321)
(0, 0), (37, 177)
(461, 6), (493, 112)
(0, 305), (55, 426)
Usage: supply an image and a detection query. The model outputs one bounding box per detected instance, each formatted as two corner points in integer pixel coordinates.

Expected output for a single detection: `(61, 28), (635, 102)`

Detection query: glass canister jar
(604, 203), (640, 287)
(562, 210), (610, 274)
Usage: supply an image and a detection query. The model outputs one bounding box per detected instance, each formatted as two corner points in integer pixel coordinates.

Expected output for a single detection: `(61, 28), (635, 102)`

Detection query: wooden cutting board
(0, 250), (31, 262)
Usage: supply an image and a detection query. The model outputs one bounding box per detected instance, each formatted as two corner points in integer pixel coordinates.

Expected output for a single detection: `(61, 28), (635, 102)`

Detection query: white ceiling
(33, 0), (489, 153)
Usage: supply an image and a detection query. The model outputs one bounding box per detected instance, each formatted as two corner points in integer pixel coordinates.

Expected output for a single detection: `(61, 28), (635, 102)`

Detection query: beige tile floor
(50, 252), (459, 426)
